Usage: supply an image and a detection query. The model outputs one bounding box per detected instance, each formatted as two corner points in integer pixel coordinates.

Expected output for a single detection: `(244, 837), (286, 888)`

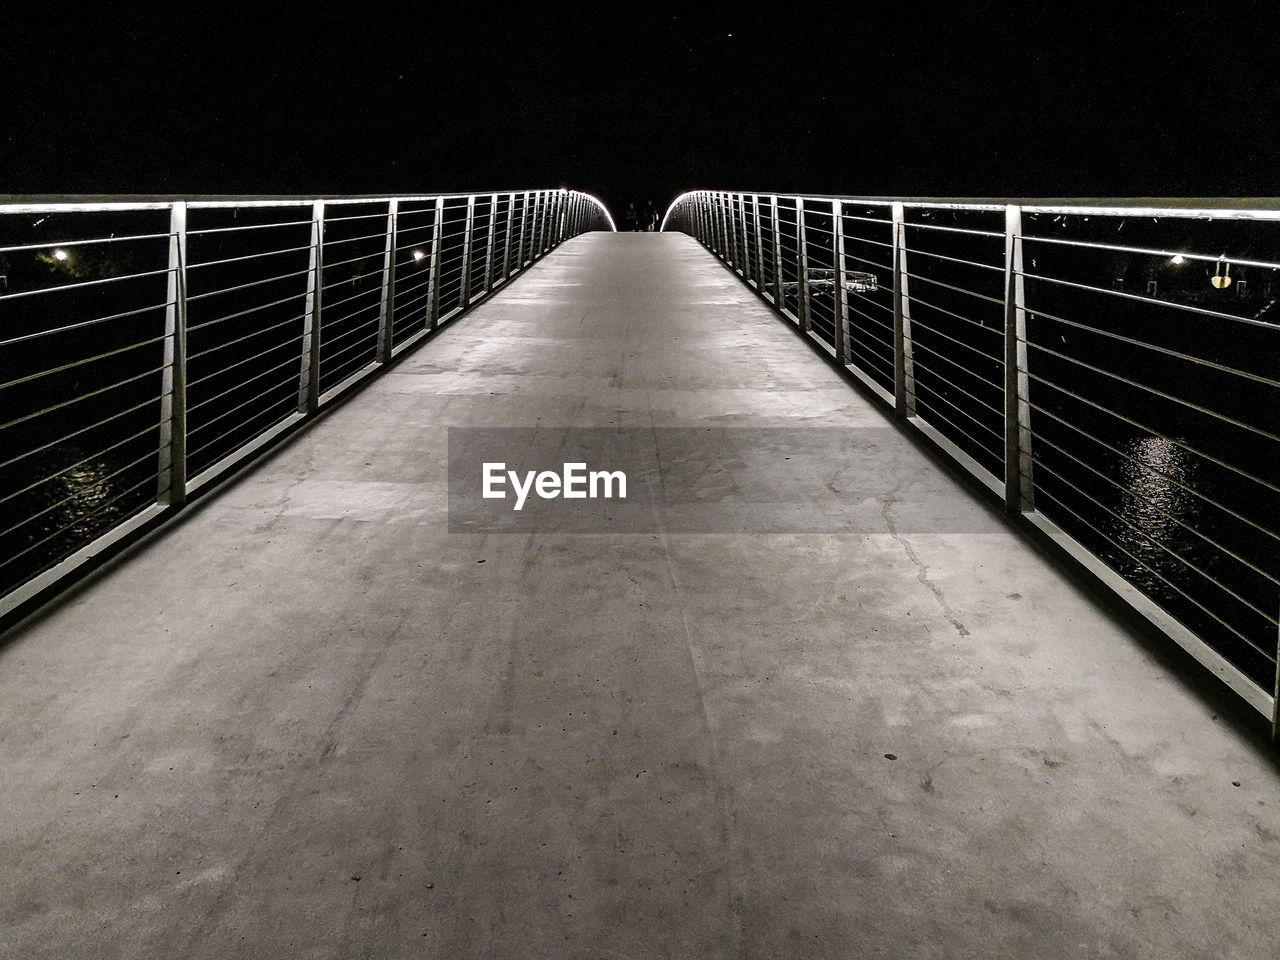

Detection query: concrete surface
(1, 232), (1278, 959)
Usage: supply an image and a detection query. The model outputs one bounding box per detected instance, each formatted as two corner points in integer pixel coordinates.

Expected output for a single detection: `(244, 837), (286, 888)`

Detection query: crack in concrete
(879, 474), (970, 638)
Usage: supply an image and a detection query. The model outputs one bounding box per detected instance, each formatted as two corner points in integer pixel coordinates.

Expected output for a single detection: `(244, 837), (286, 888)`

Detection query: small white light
(52, 248), (68, 261)
(1170, 254), (1185, 265)
(412, 249), (426, 262)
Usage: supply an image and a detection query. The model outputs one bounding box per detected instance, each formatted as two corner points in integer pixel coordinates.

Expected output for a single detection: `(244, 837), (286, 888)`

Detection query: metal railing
(663, 190), (1280, 736)
(0, 189), (614, 619)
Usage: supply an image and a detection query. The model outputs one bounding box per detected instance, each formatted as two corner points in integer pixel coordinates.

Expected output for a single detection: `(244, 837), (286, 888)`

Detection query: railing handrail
(0, 190), (620, 228)
(661, 191), (1280, 229)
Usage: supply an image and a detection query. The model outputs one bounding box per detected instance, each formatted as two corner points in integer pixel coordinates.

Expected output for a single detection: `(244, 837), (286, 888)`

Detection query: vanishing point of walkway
(1, 233), (1278, 958)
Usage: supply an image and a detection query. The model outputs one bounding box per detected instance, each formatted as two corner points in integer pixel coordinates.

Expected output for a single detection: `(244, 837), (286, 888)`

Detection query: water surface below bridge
(1, 232), (1277, 958)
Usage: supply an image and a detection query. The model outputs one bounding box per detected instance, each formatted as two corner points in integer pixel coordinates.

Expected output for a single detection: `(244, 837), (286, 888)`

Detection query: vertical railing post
(524, 192), (534, 262)
(714, 192), (725, 258)
(483, 192), (498, 293)
(832, 198), (849, 366)
(1272, 611), (1279, 742)
(1003, 204), (1035, 514)
(770, 195), (783, 306)
(892, 202), (916, 420)
(747, 193), (757, 288)
(532, 191), (545, 258)
(796, 197), (811, 330)
(541, 190), (551, 252)
(700, 193), (710, 246)
(502, 192), (516, 280)
(722, 192), (732, 260)
(298, 199), (324, 415)
(376, 198), (398, 364)
(517, 191), (530, 268)
(158, 201), (188, 507)
(459, 195), (476, 308)
(730, 193), (742, 270)
(426, 196), (444, 329)
(546, 190), (557, 250)
(531, 191), (542, 256)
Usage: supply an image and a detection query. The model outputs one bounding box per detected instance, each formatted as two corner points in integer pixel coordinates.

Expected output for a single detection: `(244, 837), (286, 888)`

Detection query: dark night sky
(3, 3), (1277, 219)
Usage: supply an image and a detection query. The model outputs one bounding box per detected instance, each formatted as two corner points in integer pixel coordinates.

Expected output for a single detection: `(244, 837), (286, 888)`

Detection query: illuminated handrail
(0, 189), (614, 620)
(663, 189), (1280, 736)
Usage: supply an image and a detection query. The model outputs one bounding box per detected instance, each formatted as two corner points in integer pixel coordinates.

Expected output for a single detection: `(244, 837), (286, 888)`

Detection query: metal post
(739, 193), (751, 282)
(537, 190), (545, 254)
(716, 192), (727, 257)
(770, 195), (783, 306)
(524, 192), (534, 261)
(1273, 611), (1279, 742)
(796, 197), (811, 330)
(747, 193), (757, 285)
(527, 192), (538, 262)
(546, 191), (555, 248)
(483, 192), (498, 292)
(721, 192), (732, 260)
(502, 192), (516, 279)
(459, 195), (476, 308)
(832, 198), (849, 365)
(376, 198), (398, 363)
(1003, 204), (1035, 513)
(426, 196), (444, 328)
(730, 193), (742, 270)
(158, 201), (188, 507)
(298, 199), (324, 414)
(517, 191), (530, 268)
(893, 202), (916, 419)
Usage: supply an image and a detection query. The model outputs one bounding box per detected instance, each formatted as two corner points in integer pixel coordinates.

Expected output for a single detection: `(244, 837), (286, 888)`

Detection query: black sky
(3, 3), (1277, 219)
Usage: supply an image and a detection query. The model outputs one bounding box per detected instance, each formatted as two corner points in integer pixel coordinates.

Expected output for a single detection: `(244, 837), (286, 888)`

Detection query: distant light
(52, 248), (68, 261)
(1169, 254), (1185, 265)
(412, 249), (426, 262)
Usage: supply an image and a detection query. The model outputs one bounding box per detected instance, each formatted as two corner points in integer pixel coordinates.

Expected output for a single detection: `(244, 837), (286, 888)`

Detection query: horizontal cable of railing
(0, 190), (615, 623)
(662, 189), (1280, 738)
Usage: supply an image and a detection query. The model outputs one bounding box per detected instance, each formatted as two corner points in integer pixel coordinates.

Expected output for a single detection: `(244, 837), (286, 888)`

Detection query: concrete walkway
(2, 232), (1277, 959)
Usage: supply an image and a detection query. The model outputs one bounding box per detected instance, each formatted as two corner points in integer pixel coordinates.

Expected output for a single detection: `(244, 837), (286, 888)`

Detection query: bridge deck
(2, 232), (1277, 958)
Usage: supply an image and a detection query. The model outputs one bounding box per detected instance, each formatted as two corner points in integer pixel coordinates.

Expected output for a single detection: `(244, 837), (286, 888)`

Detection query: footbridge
(1, 189), (1278, 958)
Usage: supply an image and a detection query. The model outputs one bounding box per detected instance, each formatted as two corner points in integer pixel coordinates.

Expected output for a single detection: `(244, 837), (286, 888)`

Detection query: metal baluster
(739, 193), (752, 282)
(797, 197), (811, 331)
(533, 191), (544, 258)
(426, 196), (444, 328)
(730, 193), (741, 269)
(893, 202), (916, 419)
(376, 198), (398, 364)
(483, 192), (498, 293)
(747, 193), (757, 288)
(1273, 612), (1279, 742)
(832, 198), (849, 366)
(459, 195), (476, 308)
(770, 195), (783, 306)
(502, 192), (516, 280)
(1003, 204), (1035, 514)
(158, 201), (189, 506)
(298, 199), (325, 414)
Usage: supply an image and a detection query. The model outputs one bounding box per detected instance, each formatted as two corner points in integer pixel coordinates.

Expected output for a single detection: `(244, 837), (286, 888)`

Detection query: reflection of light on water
(37, 456), (122, 541)
(1114, 435), (1196, 578)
